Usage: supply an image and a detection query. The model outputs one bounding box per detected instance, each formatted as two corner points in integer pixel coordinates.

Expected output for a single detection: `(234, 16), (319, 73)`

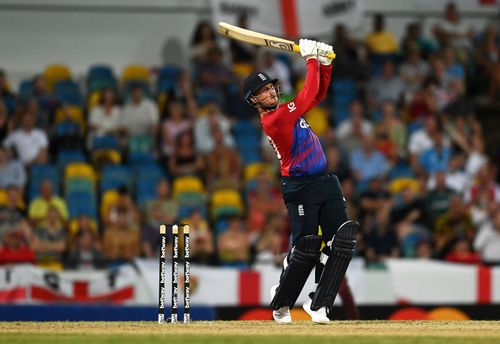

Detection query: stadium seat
(172, 176), (205, 199)
(92, 135), (120, 151)
(211, 189), (244, 219)
(92, 149), (122, 170)
(122, 64), (150, 83)
(100, 189), (119, 220)
(0, 189), (25, 209)
(388, 177), (420, 194)
(156, 65), (181, 94)
(18, 80), (34, 100)
(128, 151), (156, 165)
(54, 80), (83, 106)
(88, 65), (115, 81)
(43, 64), (72, 92)
(100, 165), (132, 193)
(68, 217), (98, 237)
(29, 164), (60, 200)
(232, 63), (253, 78)
(244, 162), (273, 182)
(305, 107), (329, 136)
(66, 192), (97, 219)
(64, 178), (95, 196)
(65, 163), (97, 182)
(54, 105), (85, 132)
(57, 150), (86, 170)
(128, 134), (153, 154)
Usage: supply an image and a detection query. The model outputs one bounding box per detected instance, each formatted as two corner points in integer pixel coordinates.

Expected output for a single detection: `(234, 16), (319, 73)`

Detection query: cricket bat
(218, 22), (336, 59)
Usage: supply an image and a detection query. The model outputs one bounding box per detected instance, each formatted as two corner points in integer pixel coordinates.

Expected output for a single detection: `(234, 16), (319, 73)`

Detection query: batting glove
(317, 42), (334, 65)
(299, 39), (318, 61)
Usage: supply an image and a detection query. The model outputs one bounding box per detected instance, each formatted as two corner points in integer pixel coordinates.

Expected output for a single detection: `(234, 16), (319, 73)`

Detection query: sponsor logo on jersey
(287, 102), (296, 112)
(299, 117), (310, 129)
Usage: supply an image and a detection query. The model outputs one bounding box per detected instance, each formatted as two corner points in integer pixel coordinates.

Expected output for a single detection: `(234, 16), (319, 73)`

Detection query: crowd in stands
(0, 3), (499, 270)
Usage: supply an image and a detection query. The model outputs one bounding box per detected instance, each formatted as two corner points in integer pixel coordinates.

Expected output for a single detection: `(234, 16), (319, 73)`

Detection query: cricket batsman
(243, 39), (359, 324)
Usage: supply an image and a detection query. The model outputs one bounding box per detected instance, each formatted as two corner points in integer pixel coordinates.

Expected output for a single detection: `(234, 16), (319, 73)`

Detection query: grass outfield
(0, 321), (499, 344)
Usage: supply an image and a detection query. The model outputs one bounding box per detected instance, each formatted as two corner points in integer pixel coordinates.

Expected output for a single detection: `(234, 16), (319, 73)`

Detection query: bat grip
(292, 44), (336, 60)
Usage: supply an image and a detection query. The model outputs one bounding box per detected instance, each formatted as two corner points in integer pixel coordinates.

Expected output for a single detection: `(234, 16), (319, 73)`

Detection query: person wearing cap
(243, 40), (357, 324)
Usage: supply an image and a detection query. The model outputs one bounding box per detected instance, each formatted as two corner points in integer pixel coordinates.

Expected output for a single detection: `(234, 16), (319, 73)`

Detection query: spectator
(366, 13), (398, 55)
(464, 164), (500, 227)
(32, 206), (67, 268)
(443, 78), (474, 119)
(0, 185), (26, 235)
(28, 179), (68, 227)
(0, 70), (16, 117)
(160, 101), (191, 156)
(120, 83), (159, 138)
(105, 186), (140, 227)
(205, 125), (241, 190)
(258, 50), (292, 94)
(195, 46), (234, 101)
(445, 237), (480, 264)
(246, 169), (283, 234)
(325, 146), (351, 182)
(390, 186), (429, 242)
(408, 116), (450, 166)
(331, 24), (366, 80)
(399, 46), (430, 92)
(194, 101), (234, 154)
(184, 210), (214, 264)
(365, 207), (400, 263)
(442, 46), (465, 83)
(434, 2), (473, 54)
(434, 195), (473, 258)
(349, 134), (389, 188)
(407, 77), (439, 122)
(474, 25), (500, 102)
(336, 100), (373, 140)
(31, 74), (59, 120)
(425, 171), (455, 224)
(358, 177), (391, 227)
(65, 226), (105, 270)
(3, 110), (48, 166)
(0, 101), (11, 142)
(169, 130), (205, 177)
(474, 208), (500, 264)
(88, 88), (122, 148)
(103, 206), (141, 264)
(190, 21), (217, 64)
(367, 61), (407, 112)
(0, 220), (35, 265)
(145, 179), (178, 226)
(0, 146), (26, 188)
(229, 14), (256, 64)
(254, 215), (286, 265)
(400, 22), (437, 58)
(375, 101), (406, 159)
(419, 131), (452, 174)
(218, 217), (249, 266)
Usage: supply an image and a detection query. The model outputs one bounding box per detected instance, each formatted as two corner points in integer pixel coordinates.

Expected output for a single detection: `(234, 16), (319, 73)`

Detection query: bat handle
(292, 44), (336, 60)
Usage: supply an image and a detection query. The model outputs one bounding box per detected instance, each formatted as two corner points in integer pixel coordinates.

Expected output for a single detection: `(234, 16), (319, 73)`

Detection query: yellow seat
(233, 63), (253, 78)
(0, 189), (25, 209)
(244, 163), (273, 182)
(68, 218), (98, 237)
(172, 176), (205, 199)
(305, 107), (329, 136)
(122, 65), (150, 83)
(388, 177), (420, 194)
(65, 163), (97, 182)
(87, 91), (101, 110)
(100, 190), (119, 220)
(92, 149), (122, 168)
(44, 64), (72, 92)
(211, 189), (244, 219)
(54, 105), (86, 131)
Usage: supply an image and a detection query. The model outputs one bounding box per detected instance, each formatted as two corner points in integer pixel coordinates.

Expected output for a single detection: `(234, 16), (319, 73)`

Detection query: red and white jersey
(260, 59), (332, 177)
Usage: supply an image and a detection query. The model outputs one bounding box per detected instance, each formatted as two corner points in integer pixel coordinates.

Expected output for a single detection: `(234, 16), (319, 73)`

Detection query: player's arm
(309, 42), (334, 109)
(280, 39), (320, 123)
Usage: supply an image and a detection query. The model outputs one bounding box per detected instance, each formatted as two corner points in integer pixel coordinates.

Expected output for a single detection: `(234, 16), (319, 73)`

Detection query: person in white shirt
(474, 209), (500, 263)
(0, 146), (26, 188)
(194, 101), (234, 154)
(88, 88), (122, 148)
(120, 83), (159, 138)
(408, 116), (450, 165)
(3, 110), (48, 166)
(335, 100), (373, 141)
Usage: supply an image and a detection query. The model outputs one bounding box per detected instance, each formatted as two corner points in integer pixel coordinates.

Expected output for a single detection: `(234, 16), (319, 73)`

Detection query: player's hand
(299, 39), (318, 60)
(317, 42), (334, 65)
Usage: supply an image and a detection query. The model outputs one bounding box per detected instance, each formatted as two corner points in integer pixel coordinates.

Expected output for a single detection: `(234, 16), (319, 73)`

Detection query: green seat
(129, 134), (153, 153)
(65, 178), (95, 196)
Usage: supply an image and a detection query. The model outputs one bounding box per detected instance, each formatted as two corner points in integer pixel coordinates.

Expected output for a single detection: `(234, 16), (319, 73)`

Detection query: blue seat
(92, 135), (120, 150)
(100, 165), (132, 192)
(88, 65), (114, 80)
(128, 152), (156, 165)
(388, 162), (415, 180)
(87, 78), (116, 93)
(54, 120), (81, 137)
(18, 80), (34, 100)
(29, 164), (60, 199)
(196, 89), (219, 106)
(178, 204), (208, 220)
(57, 150), (86, 169)
(54, 80), (83, 106)
(123, 80), (151, 99)
(66, 192), (97, 219)
(136, 179), (158, 206)
(133, 163), (165, 181)
(156, 66), (181, 94)
(238, 148), (262, 165)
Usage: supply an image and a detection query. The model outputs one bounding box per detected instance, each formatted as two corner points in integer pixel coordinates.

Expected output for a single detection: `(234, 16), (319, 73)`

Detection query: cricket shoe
(270, 285), (291, 324)
(303, 293), (330, 324)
